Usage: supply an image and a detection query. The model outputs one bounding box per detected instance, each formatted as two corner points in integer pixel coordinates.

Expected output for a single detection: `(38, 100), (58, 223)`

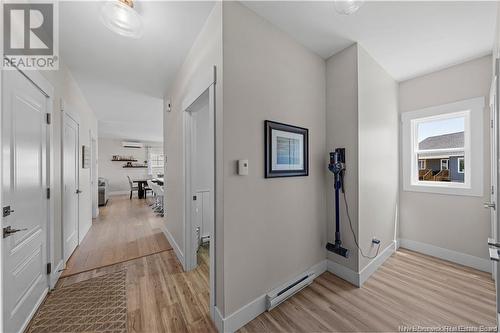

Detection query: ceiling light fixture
(334, 0), (364, 15)
(100, 0), (143, 39)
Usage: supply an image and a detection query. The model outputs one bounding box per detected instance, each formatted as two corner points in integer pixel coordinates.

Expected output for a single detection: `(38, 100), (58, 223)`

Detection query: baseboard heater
(265, 271), (316, 311)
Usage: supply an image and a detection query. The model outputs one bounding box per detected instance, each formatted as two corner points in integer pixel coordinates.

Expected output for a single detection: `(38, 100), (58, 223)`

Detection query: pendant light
(100, 0), (143, 39)
(334, 0), (364, 15)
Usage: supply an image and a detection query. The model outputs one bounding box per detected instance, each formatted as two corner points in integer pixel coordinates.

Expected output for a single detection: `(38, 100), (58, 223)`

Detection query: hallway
(61, 195), (172, 277)
(49, 196), (214, 332)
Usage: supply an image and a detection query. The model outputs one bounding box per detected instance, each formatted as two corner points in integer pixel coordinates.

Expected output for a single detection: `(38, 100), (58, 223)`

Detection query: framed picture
(82, 145), (90, 169)
(265, 120), (309, 178)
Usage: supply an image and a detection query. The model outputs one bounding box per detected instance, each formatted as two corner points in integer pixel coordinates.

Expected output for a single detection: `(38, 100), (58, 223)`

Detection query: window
(401, 97), (484, 196)
(149, 152), (164, 168)
(440, 159), (449, 171)
(418, 160), (426, 170)
(458, 157), (465, 174)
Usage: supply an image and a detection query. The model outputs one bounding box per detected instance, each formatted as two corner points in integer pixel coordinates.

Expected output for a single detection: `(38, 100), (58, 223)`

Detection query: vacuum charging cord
(342, 189), (381, 260)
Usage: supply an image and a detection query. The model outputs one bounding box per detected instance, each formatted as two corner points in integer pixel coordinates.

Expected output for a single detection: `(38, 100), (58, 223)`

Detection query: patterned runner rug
(27, 270), (127, 333)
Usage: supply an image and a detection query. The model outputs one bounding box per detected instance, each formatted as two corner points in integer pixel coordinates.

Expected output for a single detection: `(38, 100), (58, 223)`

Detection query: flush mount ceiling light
(334, 0), (364, 15)
(101, 0), (143, 39)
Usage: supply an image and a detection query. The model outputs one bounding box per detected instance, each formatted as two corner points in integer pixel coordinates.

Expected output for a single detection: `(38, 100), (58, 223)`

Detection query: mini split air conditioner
(122, 141), (143, 149)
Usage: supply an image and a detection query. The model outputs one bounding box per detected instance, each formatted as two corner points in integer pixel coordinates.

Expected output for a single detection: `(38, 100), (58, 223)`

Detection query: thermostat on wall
(238, 159), (249, 176)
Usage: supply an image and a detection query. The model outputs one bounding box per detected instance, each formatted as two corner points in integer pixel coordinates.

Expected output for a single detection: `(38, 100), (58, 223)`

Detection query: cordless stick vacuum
(326, 148), (350, 258)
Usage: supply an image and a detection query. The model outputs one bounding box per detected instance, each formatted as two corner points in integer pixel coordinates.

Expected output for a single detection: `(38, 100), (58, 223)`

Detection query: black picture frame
(264, 120), (309, 178)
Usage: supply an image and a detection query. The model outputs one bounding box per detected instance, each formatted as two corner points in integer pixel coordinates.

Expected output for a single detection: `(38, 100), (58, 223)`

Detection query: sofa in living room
(98, 177), (109, 206)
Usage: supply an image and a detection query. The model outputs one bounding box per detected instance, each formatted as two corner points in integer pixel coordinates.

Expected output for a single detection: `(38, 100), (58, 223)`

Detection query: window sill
(403, 181), (483, 197)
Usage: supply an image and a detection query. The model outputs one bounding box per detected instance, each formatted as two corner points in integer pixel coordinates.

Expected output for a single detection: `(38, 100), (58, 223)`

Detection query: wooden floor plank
(240, 249), (496, 332)
(61, 195), (172, 277)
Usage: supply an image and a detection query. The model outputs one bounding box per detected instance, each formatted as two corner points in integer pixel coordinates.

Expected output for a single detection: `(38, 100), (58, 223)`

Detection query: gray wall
(399, 55), (491, 261)
(326, 45), (359, 272)
(357, 46), (399, 271)
(325, 44), (399, 273)
(97, 138), (162, 194)
(163, 2), (224, 311)
(222, 2), (327, 315)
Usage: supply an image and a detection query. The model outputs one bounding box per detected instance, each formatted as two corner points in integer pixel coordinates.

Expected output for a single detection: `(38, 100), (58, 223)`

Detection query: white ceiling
(242, 1), (497, 81)
(60, 1), (215, 142)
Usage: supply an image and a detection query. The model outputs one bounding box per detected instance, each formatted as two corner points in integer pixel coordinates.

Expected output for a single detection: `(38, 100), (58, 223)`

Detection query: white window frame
(402, 97), (484, 196)
(457, 157), (465, 174)
(418, 159), (426, 170)
(440, 159), (449, 171)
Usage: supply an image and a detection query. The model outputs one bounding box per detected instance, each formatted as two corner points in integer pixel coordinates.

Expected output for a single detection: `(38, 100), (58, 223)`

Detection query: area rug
(27, 270), (127, 333)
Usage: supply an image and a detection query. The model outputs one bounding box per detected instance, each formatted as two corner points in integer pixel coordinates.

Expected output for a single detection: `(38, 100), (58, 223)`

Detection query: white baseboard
(327, 241), (396, 287)
(162, 225), (184, 268)
(215, 260), (327, 333)
(50, 260), (64, 289)
(326, 259), (360, 286)
(359, 240), (396, 285)
(18, 288), (48, 333)
(398, 238), (491, 273)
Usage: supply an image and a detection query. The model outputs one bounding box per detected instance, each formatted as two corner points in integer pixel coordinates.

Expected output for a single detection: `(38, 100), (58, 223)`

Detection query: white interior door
(62, 114), (79, 261)
(2, 69), (49, 333)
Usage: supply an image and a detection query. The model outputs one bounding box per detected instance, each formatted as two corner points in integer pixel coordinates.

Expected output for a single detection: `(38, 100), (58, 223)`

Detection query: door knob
(76, 189), (82, 194)
(484, 202), (496, 209)
(3, 226), (27, 238)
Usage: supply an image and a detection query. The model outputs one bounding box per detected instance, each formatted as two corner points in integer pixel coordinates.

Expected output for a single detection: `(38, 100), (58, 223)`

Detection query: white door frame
(182, 66), (216, 321)
(90, 133), (98, 219)
(61, 110), (80, 263)
(0, 65), (55, 332)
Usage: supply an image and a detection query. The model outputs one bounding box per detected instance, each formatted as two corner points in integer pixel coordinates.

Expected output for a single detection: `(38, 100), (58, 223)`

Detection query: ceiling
(60, 1), (215, 142)
(242, 1), (497, 81)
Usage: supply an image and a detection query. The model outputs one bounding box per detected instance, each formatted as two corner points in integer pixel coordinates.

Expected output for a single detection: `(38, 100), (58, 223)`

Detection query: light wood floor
(57, 247), (215, 333)
(61, 195), (172, 277)
(240, 249), (496, 332)
(56, 196), (496, 332)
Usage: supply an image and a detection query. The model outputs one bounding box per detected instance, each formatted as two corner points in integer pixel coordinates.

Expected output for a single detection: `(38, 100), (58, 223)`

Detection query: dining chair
(127, 175), (139, 199)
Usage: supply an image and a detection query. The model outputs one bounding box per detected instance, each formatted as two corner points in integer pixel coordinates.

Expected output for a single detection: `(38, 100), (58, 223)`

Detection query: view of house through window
(416, 114), (465, 183)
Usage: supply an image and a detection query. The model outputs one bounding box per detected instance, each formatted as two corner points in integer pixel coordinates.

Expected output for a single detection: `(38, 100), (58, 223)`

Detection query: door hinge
(46, 113), (51, 125)
(492, 185), (495, 195)
(46, 188), (50, 199)
(46, 262), (52, 275)
(193, 195), (197, 201)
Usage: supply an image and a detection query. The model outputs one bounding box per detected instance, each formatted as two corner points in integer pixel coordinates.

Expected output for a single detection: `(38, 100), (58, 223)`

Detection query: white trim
(50, 260), (64, 289)
(215, 260), (327, 333)
(161, 225), (184, 268)
(359, 241), (397, 285)
(399, 238), (491, 273)
(326, 259), (360, 287)
(440, 158), (449, 171)
(214, 306), (224, 333)
(401, 97), (484, 196)
(327, 241), (396, 287)
(17, 288), (48, 333)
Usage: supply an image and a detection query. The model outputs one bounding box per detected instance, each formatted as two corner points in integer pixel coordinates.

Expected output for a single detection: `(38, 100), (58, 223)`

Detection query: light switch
(238, 159), (249, 176)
